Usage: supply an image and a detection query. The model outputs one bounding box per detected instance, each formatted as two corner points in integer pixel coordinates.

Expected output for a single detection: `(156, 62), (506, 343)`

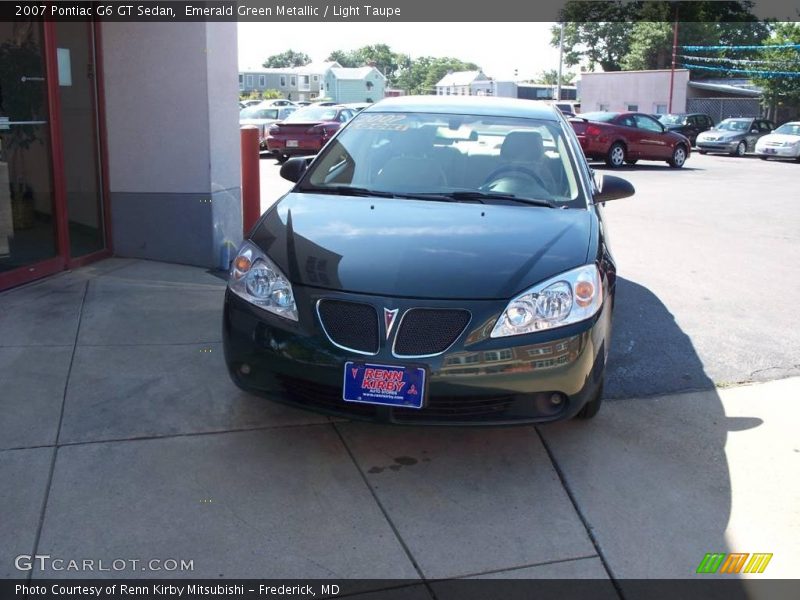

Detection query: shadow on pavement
(606, 277), (715, 399)
(538, 275), (759, 594)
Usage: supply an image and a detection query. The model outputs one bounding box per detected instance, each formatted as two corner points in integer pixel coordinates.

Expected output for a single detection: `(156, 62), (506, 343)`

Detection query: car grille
(276, 375), (378, 418)
(393, 308), (471, 357)
(317, 299), (379, 354)
(275, 375), (518, 422)
(393, 395), (515, 422)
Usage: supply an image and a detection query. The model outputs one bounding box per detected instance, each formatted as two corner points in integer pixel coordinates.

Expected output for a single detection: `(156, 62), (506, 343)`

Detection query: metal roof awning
(687, 81), (762, 97)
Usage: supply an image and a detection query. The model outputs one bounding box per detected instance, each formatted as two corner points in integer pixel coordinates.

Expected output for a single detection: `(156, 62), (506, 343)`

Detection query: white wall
(580, 70), (690, 114)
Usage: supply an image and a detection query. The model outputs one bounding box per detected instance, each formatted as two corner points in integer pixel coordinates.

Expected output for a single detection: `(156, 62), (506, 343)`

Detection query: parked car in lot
(696, 117), (775, 156)
(266, 105), (355, 161)
(755, 121), (800, 161)
(343, 102), (371, 112)
(658, 113), (714, 146)
(224, 96), (635, 424)
(239, 104), (297, 149)
(570, 111), (691, 168)
(259, 99), (296, 107)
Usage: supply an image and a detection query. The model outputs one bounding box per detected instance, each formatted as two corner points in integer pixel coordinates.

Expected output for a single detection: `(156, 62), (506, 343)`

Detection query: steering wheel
(480, 165), (548, 191)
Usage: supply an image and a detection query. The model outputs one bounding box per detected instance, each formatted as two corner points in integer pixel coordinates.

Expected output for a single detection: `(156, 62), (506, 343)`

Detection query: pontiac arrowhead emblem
(384, 308), (399, 339)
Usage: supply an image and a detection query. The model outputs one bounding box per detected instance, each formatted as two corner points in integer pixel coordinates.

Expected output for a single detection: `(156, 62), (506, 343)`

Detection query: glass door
(0, 21), (60, 279)
(55, 22), (107, 261)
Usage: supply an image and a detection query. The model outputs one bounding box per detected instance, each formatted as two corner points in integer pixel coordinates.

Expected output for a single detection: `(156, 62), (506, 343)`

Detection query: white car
(755, 121), (800, 161)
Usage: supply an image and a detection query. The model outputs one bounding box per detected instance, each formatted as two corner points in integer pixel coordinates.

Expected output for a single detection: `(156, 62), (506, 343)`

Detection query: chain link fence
(686, 98), (763, 122)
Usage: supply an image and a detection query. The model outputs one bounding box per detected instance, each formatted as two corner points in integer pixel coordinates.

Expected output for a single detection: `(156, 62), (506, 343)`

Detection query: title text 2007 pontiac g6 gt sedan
(223, 96), (635, 425)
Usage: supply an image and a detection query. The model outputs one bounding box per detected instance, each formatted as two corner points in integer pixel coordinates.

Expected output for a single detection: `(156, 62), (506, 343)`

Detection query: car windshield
(774, 123), (800, 136)
(298, 111), (586, 209)
(580, 112), (618, 122)
(284, 106), (339, 122)
(240, 106), (280, 120)
(658, 114), (686, 125)
(717, 119), (751, 132)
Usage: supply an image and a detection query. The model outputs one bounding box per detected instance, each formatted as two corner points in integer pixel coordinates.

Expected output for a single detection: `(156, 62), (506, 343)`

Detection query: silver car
(696, 117), (775, 157)
(239, 104), (297, 149)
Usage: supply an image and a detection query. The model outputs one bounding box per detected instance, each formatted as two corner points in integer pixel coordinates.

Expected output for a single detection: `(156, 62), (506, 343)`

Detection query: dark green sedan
(223, 96), (634, 424)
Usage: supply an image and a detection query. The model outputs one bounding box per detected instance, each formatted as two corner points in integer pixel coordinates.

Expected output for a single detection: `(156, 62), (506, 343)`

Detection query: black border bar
(2, 1), (800, 22)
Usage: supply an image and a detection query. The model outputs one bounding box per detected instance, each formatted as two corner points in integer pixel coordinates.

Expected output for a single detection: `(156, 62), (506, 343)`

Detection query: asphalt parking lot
(260, 151), (800, 397)
(0, 151), (797, 592)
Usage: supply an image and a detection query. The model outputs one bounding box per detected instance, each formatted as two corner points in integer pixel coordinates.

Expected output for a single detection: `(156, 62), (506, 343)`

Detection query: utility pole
(668, 5), (680, 113)
(556, 22), (565, 101)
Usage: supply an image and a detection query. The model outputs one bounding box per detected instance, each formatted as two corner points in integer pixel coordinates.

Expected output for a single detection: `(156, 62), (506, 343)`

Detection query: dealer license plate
(343, 362), (426, 409)
(765, 148), (777, 154)
(286, 140), (299, 148)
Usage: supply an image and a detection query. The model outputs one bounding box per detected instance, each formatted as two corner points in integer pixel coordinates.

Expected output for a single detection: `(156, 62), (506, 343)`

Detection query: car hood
(757, 133), (800, 144)
(699, 129), (743, 139)
(250, 192), (594, 300)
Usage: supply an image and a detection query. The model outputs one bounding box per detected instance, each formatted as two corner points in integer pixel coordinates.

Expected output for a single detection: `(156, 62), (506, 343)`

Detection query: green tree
(536, 69), (576, 85)
(553, 1), (770, 72)
(262, 50), (310, 68)
(753, 23), (800, 111)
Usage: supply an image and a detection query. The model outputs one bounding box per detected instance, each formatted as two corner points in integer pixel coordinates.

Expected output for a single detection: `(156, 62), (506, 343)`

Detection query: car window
(240, 107), (280, 120)
(634, 114), (663, 133)
(300, 111), (587, 208)
(774, 123), (800, 136)
(284, 107), (338, 122)
(717, 119), (750, 132)
(757, 121), (772, 132)
(618, 115), (636, 128)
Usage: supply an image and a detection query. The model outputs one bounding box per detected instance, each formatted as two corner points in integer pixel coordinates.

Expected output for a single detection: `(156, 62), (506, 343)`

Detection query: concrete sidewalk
(1, 259), (797, 591)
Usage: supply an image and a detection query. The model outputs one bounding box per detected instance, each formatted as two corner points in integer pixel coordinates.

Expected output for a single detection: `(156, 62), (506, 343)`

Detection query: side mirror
(594, 174), (635, 203)
(280, 156), (312, 182)
(750, 129), (758, 134)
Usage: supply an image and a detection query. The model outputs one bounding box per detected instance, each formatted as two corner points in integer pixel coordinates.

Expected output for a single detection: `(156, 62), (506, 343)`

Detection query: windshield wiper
(435, 190), (556, 208)
(300, 185), (398, 198)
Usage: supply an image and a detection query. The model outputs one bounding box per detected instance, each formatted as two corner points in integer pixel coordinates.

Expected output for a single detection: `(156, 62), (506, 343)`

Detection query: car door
(615, 114), (642, 158)
(756, 120), (774, 148)
(685, 115), (702, 142)
(742, 119), (762, 151)
(633, 114), (672, 158)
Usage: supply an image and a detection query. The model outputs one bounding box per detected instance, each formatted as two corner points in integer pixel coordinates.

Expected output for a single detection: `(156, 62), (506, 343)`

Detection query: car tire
(276, 154), (288, 164)
(574, 379), (604, 420)
(605, 143), (626, 168)
(698, 150), (708, 155)
(625, 159), (638, 165)
(759, 156), (769, 161)
(733, 141), (746, 157)
(668, 145), (687, 168)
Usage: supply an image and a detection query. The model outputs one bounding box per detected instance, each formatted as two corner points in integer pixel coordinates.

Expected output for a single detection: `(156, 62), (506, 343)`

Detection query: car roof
(363, 95), (562, 121)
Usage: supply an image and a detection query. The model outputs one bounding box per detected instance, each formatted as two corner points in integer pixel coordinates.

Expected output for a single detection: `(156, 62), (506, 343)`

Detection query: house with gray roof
(322, 66), (386, 104)
(435, 70), (492, 96)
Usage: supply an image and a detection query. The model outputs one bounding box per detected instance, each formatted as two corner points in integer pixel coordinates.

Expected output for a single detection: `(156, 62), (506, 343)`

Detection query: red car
(266, 105), (355, 162)
(570, 112), (691, 168)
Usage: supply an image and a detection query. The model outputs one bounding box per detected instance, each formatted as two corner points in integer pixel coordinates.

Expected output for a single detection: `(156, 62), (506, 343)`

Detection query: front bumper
(755, 145), (799, 158)
(223, 285), (613, 425)
(696, 139), (739, 153)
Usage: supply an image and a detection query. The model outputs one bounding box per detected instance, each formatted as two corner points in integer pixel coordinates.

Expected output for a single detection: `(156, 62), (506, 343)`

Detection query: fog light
(240, 364), (251, 375)
(550, 393), (563, 406)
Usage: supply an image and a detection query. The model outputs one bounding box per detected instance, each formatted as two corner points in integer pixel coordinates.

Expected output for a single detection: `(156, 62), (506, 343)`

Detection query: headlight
(228, 241), (298, 321)
(491, 264), (603, 338)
